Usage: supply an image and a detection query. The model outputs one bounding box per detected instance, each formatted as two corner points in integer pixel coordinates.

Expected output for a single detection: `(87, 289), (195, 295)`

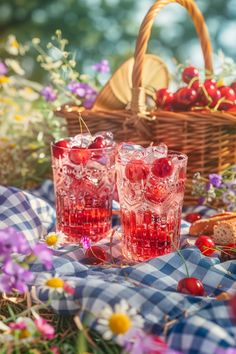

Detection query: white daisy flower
(44, 231), (66, 249)
(96, 299), (144, 342)
(18, 87), (39, 101)
(6, 35), (20, 55)
(5, 59), (25, 75)
(35, 273), (75, 297)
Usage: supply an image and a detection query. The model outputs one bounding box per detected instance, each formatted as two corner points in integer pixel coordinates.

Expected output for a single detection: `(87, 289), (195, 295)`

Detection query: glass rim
(116, 149), (188, 165)
(51, 138), (117, 152)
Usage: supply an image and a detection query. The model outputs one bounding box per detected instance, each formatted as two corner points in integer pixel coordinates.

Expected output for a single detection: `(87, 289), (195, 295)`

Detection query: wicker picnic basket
(55, 0), (236, 203)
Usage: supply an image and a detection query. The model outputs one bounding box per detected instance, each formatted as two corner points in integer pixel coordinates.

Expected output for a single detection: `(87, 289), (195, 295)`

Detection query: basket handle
(131, 0), (213, 113)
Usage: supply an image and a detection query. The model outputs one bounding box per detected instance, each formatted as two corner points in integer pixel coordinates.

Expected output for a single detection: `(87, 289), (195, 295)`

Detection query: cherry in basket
(155, 64), (236, 112)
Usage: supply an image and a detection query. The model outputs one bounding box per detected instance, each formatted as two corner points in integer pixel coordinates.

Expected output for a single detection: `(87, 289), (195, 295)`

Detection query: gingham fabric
(0, 181), (236, 354)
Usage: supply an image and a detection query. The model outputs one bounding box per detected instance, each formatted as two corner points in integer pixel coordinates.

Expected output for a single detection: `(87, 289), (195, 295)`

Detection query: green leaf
(75, 330), (88, 354)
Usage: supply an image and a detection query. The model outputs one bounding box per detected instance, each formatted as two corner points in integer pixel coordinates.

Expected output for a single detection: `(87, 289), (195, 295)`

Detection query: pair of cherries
(53, 136), (109, 164)
(177, 234), (215, 297)
(125, 157), (174, 182)
(156, 65), (236, 112)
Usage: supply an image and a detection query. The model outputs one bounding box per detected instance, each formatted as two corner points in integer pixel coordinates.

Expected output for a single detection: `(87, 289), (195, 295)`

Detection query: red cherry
(171, 96), (187, 111)
(52, 139), (69, 159)
(218, 86), (236, 110)
(156, 88), (174, 108)
(222, 243), (236, 257)
(185, 213), (201, 223)
(89, 136), (106, 149)
(230, 82), (236, 94)
(209, 89), (221, 108)
(85, 246), (107, 265)
(204, 79), (217, 88)
(182, 66), (199, 84)
(69, 147), (90, 165)
(230, 293), (236, 320)
(152, 157), (173, 178)
(191, 79), (201, 91)
(175, 87), (198, 107)
(199, 80), (221, 107)
(125, 160), (149, 183)
(145, 177), (169, 203)
(177, 277), (205, 296)
(195, 235), (215, 256)
(158, 230), (170, 242)
(226, 105), (236, 113)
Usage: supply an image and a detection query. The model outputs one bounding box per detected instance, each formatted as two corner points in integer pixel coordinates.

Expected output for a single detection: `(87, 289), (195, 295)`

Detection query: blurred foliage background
(0, 0), (235, 80)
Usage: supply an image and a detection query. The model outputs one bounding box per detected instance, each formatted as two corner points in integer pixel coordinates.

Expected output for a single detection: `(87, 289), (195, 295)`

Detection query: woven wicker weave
(55, 0), (236, 203)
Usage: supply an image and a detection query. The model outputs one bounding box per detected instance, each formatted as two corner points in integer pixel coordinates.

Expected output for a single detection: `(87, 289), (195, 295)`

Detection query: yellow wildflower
(0, 76), (10, 85)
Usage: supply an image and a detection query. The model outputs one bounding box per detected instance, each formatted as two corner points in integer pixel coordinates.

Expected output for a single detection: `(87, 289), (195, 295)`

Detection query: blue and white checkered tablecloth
(0, 180), (236, 354)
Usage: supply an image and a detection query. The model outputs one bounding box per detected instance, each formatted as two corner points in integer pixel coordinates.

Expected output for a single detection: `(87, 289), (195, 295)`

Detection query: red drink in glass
(51, 132), (116, 243)
(116, 143), (187, 262)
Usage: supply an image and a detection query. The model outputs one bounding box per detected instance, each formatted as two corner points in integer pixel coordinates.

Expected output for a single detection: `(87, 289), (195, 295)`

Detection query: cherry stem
(170, 233), (190, 278)
(188, 76), (199, 89)
(176, 248), (190, 278)
(202, 245), (236, 256)
(201, 84), (213, 105)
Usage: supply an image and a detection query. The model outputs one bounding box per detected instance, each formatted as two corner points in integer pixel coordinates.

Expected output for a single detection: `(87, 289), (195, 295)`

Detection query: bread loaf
(189, 212), (236, 236)
(213, 219), (236, 245)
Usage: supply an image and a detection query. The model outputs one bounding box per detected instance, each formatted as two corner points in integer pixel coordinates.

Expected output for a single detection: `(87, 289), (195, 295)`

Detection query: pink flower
(50, 346), (60, 354)
(9, 321), (27, 330)
(63, 282), (75, 295)
(80, 236), (90, 250)
(123, 328), (179, 354)
(34, 316), (55, 340)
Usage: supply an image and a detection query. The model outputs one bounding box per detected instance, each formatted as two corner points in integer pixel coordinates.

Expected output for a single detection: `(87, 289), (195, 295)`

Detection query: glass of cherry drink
(116, 143), (187, 262)
(51, 132), (116, 243)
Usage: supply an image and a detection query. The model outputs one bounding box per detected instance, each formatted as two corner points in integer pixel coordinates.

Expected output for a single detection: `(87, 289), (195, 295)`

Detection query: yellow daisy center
(0, 76), (10, 84)
(46, 234), (58, 246)
(10, 39), (19, 49)
(46, 277), (64, 288)
(108, 313), (132, 335)
(19, 328), (30, 339)
(14, 115), (24, 121)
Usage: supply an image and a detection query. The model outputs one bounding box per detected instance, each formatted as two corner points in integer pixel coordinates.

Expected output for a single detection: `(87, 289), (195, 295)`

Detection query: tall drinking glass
(116, 143), (187, 262)
(51, 133), (116, 243)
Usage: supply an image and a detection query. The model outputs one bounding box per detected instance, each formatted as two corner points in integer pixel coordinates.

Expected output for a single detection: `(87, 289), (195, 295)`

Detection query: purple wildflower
(41, 86), (57, 102)
(67, 81), (87, 97)
(1, 260), (34, 293)
(205, 182), (213, 192)
(83, 91), (97, 108)
(0, 227), (31, 260)
(209, 173), (222, 188)
(0, 61), (8, 75)
(32, 243), (53, 270)
(198, 196), (206, 205)
(92, 59), (110, 73)
(67, 81), (98, 108)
